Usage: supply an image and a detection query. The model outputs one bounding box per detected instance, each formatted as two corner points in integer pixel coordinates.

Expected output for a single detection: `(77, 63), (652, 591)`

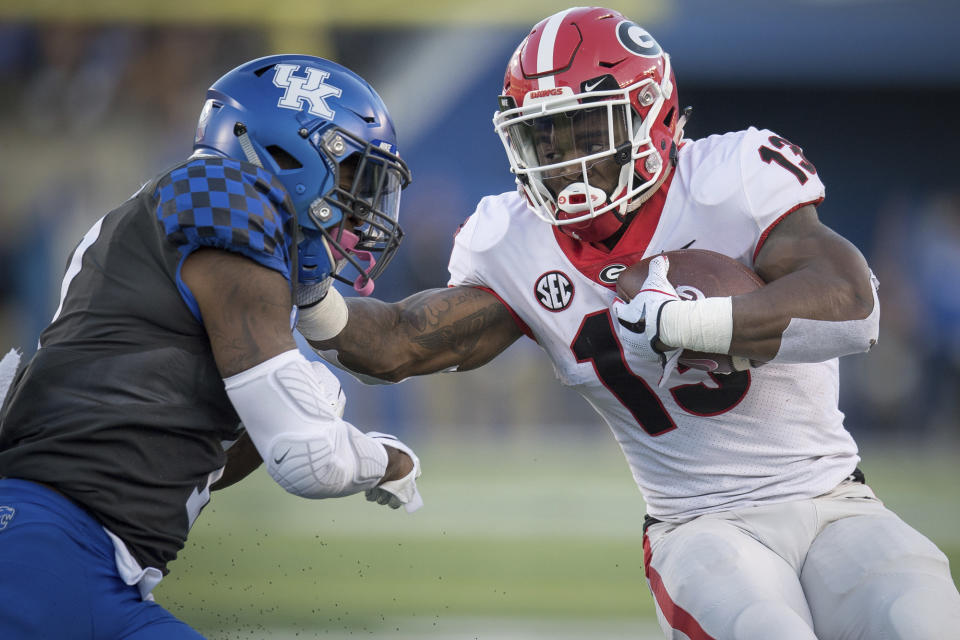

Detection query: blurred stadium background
(1, 1), (958, 638)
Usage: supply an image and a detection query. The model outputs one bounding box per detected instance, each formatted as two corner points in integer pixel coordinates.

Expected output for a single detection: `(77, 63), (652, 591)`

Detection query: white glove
(364, 432), (423, 513)
(611, 255), (682, 386)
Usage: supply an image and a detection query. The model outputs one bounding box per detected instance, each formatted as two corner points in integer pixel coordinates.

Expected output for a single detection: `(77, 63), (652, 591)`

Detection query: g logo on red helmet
(616, 22), (662, 58)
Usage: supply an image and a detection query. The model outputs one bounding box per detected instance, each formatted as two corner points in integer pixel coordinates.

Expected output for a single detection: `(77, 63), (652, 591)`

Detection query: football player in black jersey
(0, 55), (419, 639)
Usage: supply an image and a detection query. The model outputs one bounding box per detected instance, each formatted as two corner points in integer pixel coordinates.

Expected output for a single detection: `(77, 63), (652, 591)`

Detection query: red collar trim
(551, 168), (676, 290)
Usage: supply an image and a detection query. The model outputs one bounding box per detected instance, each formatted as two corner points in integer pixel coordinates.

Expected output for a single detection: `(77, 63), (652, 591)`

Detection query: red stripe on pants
(643, 533), (717, 640)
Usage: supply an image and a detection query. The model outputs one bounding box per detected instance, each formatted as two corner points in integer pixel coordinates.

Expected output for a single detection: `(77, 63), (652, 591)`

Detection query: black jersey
(0, 156), (296, 573)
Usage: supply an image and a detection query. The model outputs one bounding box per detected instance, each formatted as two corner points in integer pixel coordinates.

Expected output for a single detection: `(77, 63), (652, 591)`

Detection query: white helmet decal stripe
(536, 8), (573, 90)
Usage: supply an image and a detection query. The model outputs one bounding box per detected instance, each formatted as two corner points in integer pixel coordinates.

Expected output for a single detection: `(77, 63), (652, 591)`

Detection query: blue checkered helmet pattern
(193, 54), (411, 299)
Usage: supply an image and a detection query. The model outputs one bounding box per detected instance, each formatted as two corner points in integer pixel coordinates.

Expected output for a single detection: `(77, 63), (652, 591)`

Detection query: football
(615, 249), (765, 374)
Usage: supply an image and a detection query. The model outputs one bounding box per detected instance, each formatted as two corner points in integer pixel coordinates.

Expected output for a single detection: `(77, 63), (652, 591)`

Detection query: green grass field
(155, 438), (960, 639)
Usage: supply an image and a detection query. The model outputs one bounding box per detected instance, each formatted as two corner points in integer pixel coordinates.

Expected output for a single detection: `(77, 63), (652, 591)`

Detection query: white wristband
(658, 296), (733, 354)
(297, 287), (348, 341)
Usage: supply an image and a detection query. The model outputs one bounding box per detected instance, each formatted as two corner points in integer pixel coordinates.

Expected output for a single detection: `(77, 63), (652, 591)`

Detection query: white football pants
(643, 479), (960, 639)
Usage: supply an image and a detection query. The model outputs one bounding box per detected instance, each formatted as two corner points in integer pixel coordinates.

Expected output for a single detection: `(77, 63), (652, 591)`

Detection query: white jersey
(448, 127), (859, 521)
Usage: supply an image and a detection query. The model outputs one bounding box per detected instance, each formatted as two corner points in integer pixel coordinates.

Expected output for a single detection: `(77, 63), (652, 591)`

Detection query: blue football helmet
(193, 54), (411, 301)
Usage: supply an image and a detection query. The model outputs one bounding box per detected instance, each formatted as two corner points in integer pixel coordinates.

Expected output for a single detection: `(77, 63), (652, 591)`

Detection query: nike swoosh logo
(273, 449), (291, 465)
(584, 78), (605, 92)
(680, 239), (696, 249)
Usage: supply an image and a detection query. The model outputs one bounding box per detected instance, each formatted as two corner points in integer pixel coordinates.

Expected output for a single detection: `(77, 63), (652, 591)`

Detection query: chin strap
(233, 122), (263, 168)
(674, 106), (692, 145)
(626, 158), (674, 213)
(622, 107), (690, 215)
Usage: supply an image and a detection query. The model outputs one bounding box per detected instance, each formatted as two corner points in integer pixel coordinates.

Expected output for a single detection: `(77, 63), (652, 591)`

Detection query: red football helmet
(493, 7), (680, 243)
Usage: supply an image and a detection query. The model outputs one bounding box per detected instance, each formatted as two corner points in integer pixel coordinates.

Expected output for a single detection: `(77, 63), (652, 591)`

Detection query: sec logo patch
(535, 271), (575, 311)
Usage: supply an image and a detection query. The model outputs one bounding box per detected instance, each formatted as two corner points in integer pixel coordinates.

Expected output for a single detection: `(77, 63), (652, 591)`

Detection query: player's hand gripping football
(364, 433), (423, 513)
(611, 255), (682, 386)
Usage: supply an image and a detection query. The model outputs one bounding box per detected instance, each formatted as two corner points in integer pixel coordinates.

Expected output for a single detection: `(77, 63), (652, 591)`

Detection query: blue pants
(0, 478), (205, 639)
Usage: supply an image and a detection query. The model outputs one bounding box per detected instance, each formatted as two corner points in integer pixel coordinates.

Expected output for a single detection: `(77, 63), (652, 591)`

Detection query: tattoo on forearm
(332, 290), (514, 374)
(407, 298), (502, 356)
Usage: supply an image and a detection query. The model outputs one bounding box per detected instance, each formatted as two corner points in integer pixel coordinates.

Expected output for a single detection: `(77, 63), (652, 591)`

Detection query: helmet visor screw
(644, 153), (662, 173)
(324, 134), (346, 156)
(638, 86), (659, 107)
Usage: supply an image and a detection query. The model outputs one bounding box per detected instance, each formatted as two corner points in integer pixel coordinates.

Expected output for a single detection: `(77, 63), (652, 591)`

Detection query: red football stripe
(643, 534), (717, 640)
(637, 288), (679, 298)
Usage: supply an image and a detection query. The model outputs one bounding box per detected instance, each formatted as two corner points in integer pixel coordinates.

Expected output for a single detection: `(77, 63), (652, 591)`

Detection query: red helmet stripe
(535, 8), (573, 89)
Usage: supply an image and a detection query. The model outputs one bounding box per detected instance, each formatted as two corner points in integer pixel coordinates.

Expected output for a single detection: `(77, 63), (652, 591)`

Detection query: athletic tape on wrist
(658, 297), (733, 354)
(297, 287), (348, 341)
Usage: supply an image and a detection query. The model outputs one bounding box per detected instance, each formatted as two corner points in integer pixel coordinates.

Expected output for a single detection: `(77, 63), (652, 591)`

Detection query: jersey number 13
(572, 311), (750, 436)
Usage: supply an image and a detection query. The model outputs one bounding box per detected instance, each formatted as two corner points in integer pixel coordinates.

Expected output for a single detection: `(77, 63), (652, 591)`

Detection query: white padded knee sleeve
(223, 350), (388, 498)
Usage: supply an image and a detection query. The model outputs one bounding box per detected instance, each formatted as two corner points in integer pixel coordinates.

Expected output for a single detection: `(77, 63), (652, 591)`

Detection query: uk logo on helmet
(272, 64), (343, 119)
(535, 271), (575, 311)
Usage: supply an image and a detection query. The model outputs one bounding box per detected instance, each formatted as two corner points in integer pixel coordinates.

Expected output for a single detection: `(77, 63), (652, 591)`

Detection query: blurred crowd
(0, 22), (957, 448)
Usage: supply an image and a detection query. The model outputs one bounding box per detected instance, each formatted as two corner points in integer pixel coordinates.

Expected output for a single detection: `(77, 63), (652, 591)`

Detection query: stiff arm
(309, 286), (524, 382)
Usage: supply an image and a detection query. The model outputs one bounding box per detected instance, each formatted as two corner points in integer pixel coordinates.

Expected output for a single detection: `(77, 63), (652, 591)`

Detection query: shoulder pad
(155, 157), (295, 277)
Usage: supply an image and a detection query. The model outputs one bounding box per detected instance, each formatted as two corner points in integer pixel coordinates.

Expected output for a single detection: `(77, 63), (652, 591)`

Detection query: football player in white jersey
(302, 7), (960, 639)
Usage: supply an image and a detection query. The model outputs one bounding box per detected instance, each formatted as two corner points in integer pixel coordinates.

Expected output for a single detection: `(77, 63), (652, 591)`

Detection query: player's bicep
(731, 205), (878, 361)
(181, 248), (297, 378)
(753, 205), (874, 320)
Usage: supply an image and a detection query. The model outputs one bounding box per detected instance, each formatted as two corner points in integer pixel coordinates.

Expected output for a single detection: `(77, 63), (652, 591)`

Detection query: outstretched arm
(308, 286), (524, 382)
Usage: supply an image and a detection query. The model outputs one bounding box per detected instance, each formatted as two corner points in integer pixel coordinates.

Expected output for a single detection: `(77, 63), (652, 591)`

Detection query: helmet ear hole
(661, 106), (676, 129)
(266, 145), (302, 170)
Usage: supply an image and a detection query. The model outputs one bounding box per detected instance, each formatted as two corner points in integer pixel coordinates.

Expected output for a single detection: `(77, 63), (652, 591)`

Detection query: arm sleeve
(223, 350), (389, 499)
